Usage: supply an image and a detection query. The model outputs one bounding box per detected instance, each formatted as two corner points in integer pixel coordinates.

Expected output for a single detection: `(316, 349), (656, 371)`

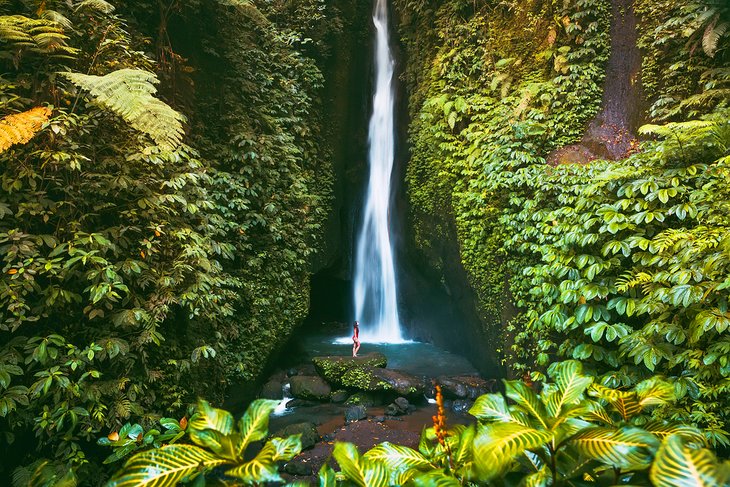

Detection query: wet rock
(287, 368), (298, 377)
(451, 399), (473, 414)
(394, 397), (410, 411)
(340, 367), (425, 396)
(286, 398), (317, 408)
(344, 392), (383, 407)
(374, 416), (386, 423)
(437, 376), (495, 400)
(345, 405), (367, 423)
(385, 403), (400, 416)
(283, 459), (312, 476)
(289, 375), (332, 401)
(273, 422), (319, 450)
(330, 390), (349, 403)
(312, 352), (387, 383)
(260, 379), (283, 400)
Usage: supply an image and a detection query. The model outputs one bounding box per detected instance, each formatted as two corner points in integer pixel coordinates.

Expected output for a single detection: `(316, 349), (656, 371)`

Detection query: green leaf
(363, 442), (431, 472)
(237, 399), (279, 455)
(333, 442), (388, 487)
(411, 470), (461, 487)
(469, 394), (519, 423)
(472, 423), (553, 479)
(107, 445), (226, 487)
(504, 380), (547, 427)
(189, 399), (233, 435)
(570, 426), (659, 470)
(226, 435), (301, 483)
(650, 434), (730, 487)
(544, 360), (593, 417)
(319, 464), (336, 487)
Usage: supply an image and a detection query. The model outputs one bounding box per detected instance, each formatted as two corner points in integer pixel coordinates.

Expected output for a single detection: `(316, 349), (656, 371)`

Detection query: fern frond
(0, 106), (52, 153)
(703, 18), (727, 58)
(0, 15), (76, 58)
(39, 10), (73, 30)
(74, 0), (116, 14)
(61, 69), (186, 150)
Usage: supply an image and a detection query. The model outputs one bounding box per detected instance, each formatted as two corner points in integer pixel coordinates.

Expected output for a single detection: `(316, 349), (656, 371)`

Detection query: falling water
(352, 0), (405, 343)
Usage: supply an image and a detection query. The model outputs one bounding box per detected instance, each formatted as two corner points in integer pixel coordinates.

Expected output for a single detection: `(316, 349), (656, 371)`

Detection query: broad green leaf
(319, 463), (336, 487)
(411, 470), (461, 487)
(571, 426), (659, 470)
(225, 441), (281, 484)
(333, 442), (388, 487)
(504, 380), (547, 427)
(363, 442), (431, 472)
(590, 384), (642, 420)
(237, 399), (279, 455)
(189, 399), (233, 435)
(545, 360), (593, 417)
(651, 434), (730, 487)
(643, 422), (706, 444)
(473, 423), (553, 479)
(107, 444), (226, 487)
(469, 393), (518, 423)
(635, 377), (676, 408)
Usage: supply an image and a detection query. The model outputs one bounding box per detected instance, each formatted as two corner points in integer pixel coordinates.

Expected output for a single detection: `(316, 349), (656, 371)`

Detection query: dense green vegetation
(0, 0), (339, 482)
(395, 0), (730, 445)
(0, 0), (728, 484)
(102, 362), (730, 485)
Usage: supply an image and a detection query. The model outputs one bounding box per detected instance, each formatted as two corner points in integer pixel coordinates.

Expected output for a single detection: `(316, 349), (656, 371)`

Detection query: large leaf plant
(106, 399), (301, 486)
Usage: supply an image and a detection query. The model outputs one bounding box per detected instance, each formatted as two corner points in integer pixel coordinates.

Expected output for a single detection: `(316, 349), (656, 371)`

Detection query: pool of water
(299, 333), (479, 377)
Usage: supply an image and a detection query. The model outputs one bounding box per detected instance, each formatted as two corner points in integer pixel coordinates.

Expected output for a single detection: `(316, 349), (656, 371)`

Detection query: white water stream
(351, 0), (406, 344)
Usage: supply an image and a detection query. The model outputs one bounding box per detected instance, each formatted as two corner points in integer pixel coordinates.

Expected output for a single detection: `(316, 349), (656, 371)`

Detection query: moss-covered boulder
(312, 352), (387, 383)
(289, 375), (332, 401)
(340, 366), (425, 396)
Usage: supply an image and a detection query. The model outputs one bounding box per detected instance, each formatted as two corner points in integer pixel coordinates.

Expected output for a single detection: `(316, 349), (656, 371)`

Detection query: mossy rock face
(312, 352), (387, 383)
(344, 391), (383, 407)
(340, 366), (425, 396)
(289, 375), (332, 401)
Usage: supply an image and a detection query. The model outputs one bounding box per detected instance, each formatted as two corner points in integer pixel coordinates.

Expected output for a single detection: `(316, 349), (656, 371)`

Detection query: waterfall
(352, 0), (405, 344)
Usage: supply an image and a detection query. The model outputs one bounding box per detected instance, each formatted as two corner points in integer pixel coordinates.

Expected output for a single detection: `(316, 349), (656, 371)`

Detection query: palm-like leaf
(106, 444), (226, 487)
(570, 426), (659, 470)
(236, 399), (279, 455)
(61, 69), (186, 149)
(0, 106), (51, 153)
(650, 434), (730, 487)
(634, 377), (675, 408)
(472, 423), (553, 479)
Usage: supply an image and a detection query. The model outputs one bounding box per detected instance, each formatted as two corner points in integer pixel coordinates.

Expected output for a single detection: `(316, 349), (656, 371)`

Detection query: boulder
(344, 391), (383, 407)
(312, 352), (387, 383)
(285, 398), (317, 408)
(345, 405), (367, 423)
(451, 399), (473, 414)
(341, 367), (426, 396)
(437, 376), (495, 400)
(273, 422), (319, 450)
(385, 397), (413, 416)
(260, 379), (283, 400)
(283, 459), (312, 476)
(289, 375), (332, 401)
(330, 390), (349, 403)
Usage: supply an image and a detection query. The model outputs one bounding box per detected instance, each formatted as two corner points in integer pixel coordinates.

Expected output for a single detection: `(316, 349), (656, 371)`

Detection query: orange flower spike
(179, 417), (188, 429)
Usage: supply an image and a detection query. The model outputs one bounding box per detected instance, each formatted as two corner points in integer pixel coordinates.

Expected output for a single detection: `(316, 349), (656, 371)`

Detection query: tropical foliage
(104, 363), (730, 486)
(394, 0), (730, 443)
(105, 399), (301, 486)
(0, 0), (336, 483)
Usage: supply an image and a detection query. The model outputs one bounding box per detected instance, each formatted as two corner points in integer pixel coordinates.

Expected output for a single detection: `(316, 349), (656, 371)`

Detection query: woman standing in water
(352, 321), (361, 357)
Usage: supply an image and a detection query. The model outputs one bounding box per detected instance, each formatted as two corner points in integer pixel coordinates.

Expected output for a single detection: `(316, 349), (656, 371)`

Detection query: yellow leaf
(0, 106), (52, 153)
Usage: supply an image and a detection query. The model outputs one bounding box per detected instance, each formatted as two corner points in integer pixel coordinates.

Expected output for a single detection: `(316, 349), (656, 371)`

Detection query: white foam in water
(352, 0), (408, 344)
(272, 382), (292, 416)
